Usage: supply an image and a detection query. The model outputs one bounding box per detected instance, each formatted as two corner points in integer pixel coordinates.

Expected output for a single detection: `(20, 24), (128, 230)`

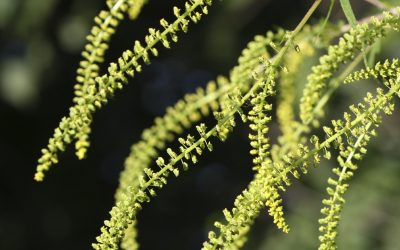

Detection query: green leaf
(339, 0), (357, 27)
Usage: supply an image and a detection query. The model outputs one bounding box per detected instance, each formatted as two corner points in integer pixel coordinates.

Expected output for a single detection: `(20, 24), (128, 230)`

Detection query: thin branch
(365, 0), (387, 10)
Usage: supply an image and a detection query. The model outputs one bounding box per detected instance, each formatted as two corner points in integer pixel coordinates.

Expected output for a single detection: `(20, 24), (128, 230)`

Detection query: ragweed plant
(35, 0), (400, 249)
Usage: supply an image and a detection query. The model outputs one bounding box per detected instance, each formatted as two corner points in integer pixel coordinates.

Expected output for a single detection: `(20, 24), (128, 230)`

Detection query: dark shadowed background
(1, 0), (400, 249)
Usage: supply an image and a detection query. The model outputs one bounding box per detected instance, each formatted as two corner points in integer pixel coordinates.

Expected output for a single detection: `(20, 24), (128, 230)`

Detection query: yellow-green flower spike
(300, 11), (400, 126)
(35, 0), (214, 182)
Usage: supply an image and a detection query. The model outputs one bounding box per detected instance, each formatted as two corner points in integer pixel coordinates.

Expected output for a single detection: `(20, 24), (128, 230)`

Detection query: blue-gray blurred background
(1, 0), (400, 249)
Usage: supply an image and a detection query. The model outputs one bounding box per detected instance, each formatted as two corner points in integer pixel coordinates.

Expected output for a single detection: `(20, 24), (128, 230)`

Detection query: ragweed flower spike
(73, 0), (149, 161)
(300, 10), (400, 126)
(34, 0), (214, 181)
(317, 64), (400, 249)
(36, 0), (147, 182)
(273, 74), (400, 190)
(93, 121), (218, 249)
(202, 60), (285, 250)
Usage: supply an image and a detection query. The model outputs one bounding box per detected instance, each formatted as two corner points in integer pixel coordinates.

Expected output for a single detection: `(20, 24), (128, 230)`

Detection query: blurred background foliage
(0, 0), (399, 249)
